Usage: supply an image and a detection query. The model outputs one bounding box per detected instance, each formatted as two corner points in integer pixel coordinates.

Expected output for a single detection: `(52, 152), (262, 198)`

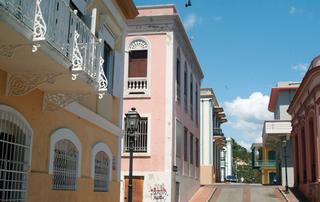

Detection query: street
(209, 184), (285, 202)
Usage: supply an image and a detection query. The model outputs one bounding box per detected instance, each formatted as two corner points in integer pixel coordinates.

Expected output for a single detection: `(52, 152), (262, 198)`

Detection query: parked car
(225, 175), (238, 183)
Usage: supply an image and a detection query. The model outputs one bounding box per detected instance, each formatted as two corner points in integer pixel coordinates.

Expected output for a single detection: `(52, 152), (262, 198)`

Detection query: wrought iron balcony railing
(213, 128), (224, 136)
(0, 0), (108, 98)
(253, 160), (276, 168)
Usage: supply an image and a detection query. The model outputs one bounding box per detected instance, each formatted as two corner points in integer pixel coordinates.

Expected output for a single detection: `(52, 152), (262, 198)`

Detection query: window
(190, 74), (193, 120)
(195, 84), (199, 126)
(49, 128), (82, 191)
(103, 42), (114, 94)
(0, 106), (32, 202)
(184, 127), (188, 161)
(184, 63), (188, 111)
(176, 49), (181, 102)
(124, 117), (148, 152)
(176, 120), (182, 158)
(129, 50), (148, 78)
(126, 39), (149, 95)
(94, 151), (110, 192)
(196, 138), (199, 167)
(91, 142), (113, 192)
(190, 133), (194, 164)
(53, 139), (78, 190)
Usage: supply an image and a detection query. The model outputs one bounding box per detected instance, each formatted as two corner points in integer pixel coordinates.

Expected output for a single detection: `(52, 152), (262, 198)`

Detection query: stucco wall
(0, 70), (120, 202)
(122, 33), (167, 172)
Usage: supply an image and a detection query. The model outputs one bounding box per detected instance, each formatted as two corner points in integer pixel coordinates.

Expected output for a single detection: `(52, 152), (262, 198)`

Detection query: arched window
(52, 139), (78, 190)
(94, 151), (110, 192)
(49, 128), (82, 191)
(126, 38), (150, 96)
(91, 142), (113, 192)
(0, 105), (32, 202)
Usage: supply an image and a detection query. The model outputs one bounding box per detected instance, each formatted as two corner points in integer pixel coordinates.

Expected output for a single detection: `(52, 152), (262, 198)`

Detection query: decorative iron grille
(94, 151), (110, 192)
(52, 139), (78, 191)
(124, 117), (148, 153)
(0, 109), (32, 202)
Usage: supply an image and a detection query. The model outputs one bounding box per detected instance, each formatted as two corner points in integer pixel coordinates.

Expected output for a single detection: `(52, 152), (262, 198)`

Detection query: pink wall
(122, 34), (167, 172)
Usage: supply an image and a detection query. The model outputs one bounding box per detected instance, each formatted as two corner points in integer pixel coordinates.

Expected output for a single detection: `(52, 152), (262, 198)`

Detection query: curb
(206, 187), (217, 202)
(277, 187), (290, 202)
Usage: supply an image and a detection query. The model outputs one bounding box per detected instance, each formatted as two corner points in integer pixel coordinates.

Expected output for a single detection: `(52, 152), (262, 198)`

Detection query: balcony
(0, 0), (108, 102)
(126, 77), (148, 96)
(253, 160), (276, 168)
(262, 120), (292, 144)
(213, 128), (224, 136)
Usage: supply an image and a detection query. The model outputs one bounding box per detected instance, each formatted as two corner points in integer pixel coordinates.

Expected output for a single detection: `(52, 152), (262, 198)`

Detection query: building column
(305, 120), (312, 183)
(315, 104), (320, 182)
(292, 133), (299, 186)
(298, 125), (305, 184)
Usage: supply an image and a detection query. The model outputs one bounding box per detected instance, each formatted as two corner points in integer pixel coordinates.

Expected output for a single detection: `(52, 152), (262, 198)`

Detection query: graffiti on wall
(149, 184), (168, 201)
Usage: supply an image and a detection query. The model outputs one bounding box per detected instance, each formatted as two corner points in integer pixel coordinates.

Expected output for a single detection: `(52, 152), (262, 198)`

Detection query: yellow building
(251, 143), (277, 184)
(0, 0), (137, 201)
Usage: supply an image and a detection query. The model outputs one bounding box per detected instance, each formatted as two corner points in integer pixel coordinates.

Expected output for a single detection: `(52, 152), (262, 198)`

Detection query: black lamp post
(282, 140), (289, 193)
(125, 108), (141, 202)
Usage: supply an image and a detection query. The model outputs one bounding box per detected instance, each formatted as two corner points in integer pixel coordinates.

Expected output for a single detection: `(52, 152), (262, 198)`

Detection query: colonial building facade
(200, 88), (227, 185)
(288, 56), (320, 202)
(0, 0), (137, 201)
(263, 82), (299, 187)
(121, 5), (204, 202)
(251, 143), (277, 184)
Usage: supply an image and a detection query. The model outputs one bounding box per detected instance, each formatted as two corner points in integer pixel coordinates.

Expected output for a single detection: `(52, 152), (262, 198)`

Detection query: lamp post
(125, 108), (141, 202)
(282, 140), (289, 193)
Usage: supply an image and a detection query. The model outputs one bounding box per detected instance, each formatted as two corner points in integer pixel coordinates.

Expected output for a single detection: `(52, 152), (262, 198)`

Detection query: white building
(221, 138), (232, 181)
(263, 82), (300, 187)
(200, 88), (227, 184)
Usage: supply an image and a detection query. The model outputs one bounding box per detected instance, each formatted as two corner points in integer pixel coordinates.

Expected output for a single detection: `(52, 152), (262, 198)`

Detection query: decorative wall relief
(6, 73), (62, 96)
(149, 184), (168, 201)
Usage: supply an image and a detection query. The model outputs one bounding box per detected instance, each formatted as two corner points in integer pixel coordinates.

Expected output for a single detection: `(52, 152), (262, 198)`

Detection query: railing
(124, 118), (148, 153)
(127, 77), (148, 94)
(0, 0), (108, 97)
(254, 160), (276, 167)
(213, 128), (224, 136)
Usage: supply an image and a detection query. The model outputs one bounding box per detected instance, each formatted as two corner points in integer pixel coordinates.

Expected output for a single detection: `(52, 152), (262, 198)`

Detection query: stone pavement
(189, 186), (216, 202)
(208, 184), (286, 202)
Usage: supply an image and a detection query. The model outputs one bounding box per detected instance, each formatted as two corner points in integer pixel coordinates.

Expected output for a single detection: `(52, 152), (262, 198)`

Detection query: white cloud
(290, 6), (296, 14)
(224, 92), (273, 149)
(292, 63), (308, 76)
(183, 14), (202, 30)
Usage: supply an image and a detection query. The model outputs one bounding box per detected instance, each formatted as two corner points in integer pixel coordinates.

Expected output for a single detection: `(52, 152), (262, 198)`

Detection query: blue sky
(134, 0), (320, 149)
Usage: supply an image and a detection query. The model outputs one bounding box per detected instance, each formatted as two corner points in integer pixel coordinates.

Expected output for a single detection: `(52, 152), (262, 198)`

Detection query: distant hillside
(231, 138), (261, 183)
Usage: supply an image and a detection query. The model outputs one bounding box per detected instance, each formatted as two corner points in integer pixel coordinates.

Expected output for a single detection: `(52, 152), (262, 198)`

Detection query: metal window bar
(124, 118), (148, 153)
(94, 151), (109, 192)
(52, 139), (78, 191)
(0, 110), (32, 202)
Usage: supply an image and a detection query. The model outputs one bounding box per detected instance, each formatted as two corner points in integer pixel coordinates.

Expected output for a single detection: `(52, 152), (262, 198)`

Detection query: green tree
(231, 138), (261, 183)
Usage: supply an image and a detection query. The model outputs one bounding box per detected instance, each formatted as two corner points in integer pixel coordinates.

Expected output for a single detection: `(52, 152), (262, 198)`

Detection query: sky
(134, 0), (320, 149)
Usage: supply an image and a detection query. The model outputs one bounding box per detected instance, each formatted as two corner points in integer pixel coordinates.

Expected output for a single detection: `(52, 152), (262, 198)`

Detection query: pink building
(288, 56), (320, 202)
(120, 5), (204, 202)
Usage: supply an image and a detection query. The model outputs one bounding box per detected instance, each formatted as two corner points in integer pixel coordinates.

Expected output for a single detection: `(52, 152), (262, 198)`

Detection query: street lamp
(125, 107), (141, 202)
(282, 140), (289, 193)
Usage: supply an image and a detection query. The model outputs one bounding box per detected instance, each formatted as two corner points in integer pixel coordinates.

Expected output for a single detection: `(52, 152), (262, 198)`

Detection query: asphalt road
(209, 184), (285, 202)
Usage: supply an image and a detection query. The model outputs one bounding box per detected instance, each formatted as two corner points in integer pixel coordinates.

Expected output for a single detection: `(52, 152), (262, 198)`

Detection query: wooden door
(124, 176), (144, 202)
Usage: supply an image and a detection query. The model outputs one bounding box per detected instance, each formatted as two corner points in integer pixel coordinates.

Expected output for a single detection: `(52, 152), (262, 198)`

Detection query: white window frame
(90, 142), (113, 182)
(48, 128), (82, 177)
(0, 104), (33, 202)
(122, 113), (152, 157)
(0, 104), (33, 164)
(124, 37), (152, 98)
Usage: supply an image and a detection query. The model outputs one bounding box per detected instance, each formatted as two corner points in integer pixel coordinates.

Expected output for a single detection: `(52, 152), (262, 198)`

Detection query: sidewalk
(189, 186), (216, 202)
